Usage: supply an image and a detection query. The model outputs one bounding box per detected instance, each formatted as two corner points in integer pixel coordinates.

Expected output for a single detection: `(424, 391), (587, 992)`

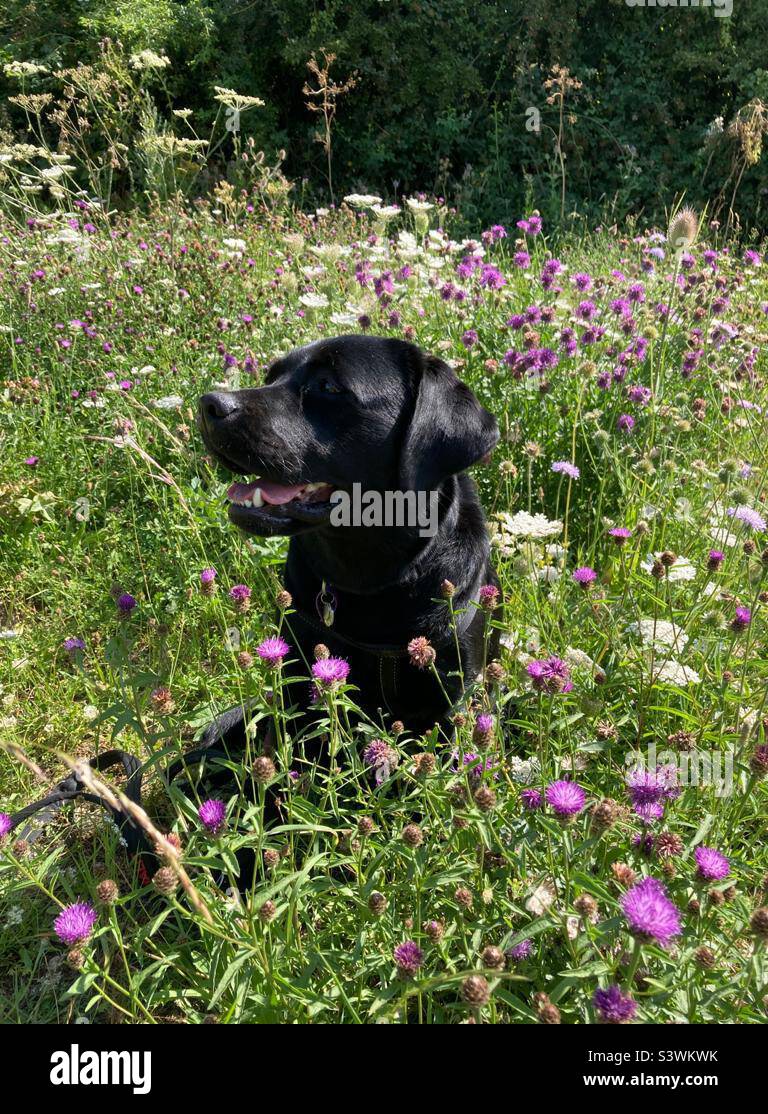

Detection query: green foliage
(3, 0), (768, 227)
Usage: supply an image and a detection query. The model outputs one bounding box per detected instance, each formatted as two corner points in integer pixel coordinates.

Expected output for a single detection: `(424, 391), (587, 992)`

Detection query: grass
(1, 195), (767, 1023)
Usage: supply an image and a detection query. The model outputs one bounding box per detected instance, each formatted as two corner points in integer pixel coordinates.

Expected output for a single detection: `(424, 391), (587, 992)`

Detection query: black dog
(198, 334), (499, 749)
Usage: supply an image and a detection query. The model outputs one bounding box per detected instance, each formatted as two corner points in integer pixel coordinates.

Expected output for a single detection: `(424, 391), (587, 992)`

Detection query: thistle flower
(198, 798), (226, 836)
(393, 940), (423, 976)
(0, 813), (12, 840)
(694, 846), (730, 882)
(621, 876), (681, 945)
(478, 584), (500, 610)
(731, 606), (751, 633)
(609, 526), (633, 546)
(593, 985), (638, 1024)
(229, 584), (251, 612)
(546, 779), (586, 817)
(200, 567), (217, 595)
(617, 414), (635, 433)
(257, 636), (291, 666)
(521, 788), (542, 810)
(54, 902), (97, 945)
(473, 713), (494, 746)
(667, 207), (699, 253)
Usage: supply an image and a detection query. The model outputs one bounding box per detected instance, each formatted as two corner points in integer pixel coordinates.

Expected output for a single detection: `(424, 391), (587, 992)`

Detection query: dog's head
(198, 334), (498, 536)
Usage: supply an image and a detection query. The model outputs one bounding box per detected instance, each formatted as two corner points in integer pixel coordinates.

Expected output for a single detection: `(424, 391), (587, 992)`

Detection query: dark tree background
(3, 0), (768, 229)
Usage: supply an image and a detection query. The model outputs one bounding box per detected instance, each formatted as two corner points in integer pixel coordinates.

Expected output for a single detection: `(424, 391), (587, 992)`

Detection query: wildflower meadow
(1, 54), (768, 1032)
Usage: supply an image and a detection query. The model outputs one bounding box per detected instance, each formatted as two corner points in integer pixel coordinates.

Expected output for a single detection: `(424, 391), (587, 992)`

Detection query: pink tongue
(226, 479), (305, 505)
(258, 479), (306, 505)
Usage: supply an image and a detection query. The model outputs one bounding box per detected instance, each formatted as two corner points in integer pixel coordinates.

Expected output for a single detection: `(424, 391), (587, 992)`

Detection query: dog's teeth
(252, 488), (263, 508)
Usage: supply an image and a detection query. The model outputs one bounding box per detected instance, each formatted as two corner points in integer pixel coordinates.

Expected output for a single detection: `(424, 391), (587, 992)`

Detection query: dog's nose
(200, 392), (239, 424)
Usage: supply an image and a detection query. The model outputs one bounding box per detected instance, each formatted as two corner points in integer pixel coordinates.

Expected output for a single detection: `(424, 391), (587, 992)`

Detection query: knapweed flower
(473, 713), (494, 745)
(593, 985), (637, 1024)
(24, 456), (39, 467)
(393, 940), (423, 976)
(707, 549), (725, 571)
(625, 765), (680, 821)
(609, 527), (632, 546)
(520, 788), (542, 811)
(546, 779), (586, 817)
(461, 328), (478, 348)
(200, 567), (218, 594)
(454, 751), (498, 782)
(257, 636), (291, 666)
(694, 845), (730, 882)
(54, 902), (97, 945)
(408, 636), (436, 669)
(551, 461), (580, 480)
(229, 584), (251, 612)
(506, 939), (532, 961)
(362, 738), (399, 785)
(198, 798), (226, 836)
(617, 413), (635, 433)
(0, 813), (12, 840)
(63, 637), (85, 656)
(731, 606), (751, 633)
(621, 876), (681, 945)
(527, 657), (572, 694)
(572, 566), (597, 587)
(479, 584), (500, 610)
(311, 657), (350, 688)
(116, 593), (137, 616)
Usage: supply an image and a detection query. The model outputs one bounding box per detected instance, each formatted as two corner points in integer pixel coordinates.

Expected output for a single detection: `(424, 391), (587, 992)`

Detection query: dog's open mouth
(225, 477), (336, 532)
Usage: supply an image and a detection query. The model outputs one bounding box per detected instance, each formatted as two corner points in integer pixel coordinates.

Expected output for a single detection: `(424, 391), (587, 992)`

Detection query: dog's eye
(313, 377), (342, 395)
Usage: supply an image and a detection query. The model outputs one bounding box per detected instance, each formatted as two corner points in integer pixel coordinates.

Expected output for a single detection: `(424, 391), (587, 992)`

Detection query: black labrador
(198, 334), (499, 752)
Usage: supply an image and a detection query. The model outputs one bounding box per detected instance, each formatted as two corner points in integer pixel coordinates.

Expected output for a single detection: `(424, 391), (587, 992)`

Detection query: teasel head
(667, 206), (699, 254)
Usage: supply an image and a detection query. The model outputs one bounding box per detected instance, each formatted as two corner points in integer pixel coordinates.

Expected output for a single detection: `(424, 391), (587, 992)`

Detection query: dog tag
(317, 582), (336, 627)
(322, 600), (335, 627)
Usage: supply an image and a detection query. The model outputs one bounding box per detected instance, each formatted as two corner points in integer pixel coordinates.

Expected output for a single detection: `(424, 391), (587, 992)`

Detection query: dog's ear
(399, 353), (499, 491)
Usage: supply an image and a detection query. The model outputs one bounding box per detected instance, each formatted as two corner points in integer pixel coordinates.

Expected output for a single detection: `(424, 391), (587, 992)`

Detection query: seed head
(481, 945), (505, 970)
(402, 823), (424, 848)
(474, 784), (497, 812)
(253, 755), (276, 784)
(461, 975), (490, 1007)
(368, 891), (387, 915)
(455, 886), (473, 910)
(152, 866), (178, 896)
(750, 906), (768, 939)
(96, 879), (119, 905)
(259, 900), (277, 923)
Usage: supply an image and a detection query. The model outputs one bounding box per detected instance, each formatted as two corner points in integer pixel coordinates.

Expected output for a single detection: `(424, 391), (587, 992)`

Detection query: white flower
(640, 553), (697, 581)
(330, 312), (359, 327)
(495, 510), (563, 541)
(626, 619), (689, 649)
(222, 237), (247, 252)
(653, 660), (701, 686)
(343, 193), (382, 208)
(564, 646), (597, 671)
(151, 395), (184, 411)
(371, 204), (401, 220)
(0, 629), (20, 641)
(406, 198), (434, 213)
(82, 705), (99, 721)
(4, 60), (48, 77)
(129, 50), (170, 71)
(299, 292), (329, 310)
(508, 755), (541, 783)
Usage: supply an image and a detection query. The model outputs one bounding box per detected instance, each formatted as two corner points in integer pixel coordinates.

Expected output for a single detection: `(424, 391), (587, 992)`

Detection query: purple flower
(609, 527), (632, 546)
(694, 846), (730, 882)
(473, 714), (494, 744)
(507, 939), (532, 961)
(116, 593), (137, 616)
(257, 636), (291, 666)
(200, 567), (217, 585)
(513, 251), (531, 270)
(393, 940), (423, 975)
(593, 985), (637, 1024)
(551, 461), (580, 480)
(707, 549), (724, 570)
(479, 584), (500, 609)
(362, 738), (399, 784)
(621, 876), (681, 945)
(24, 456), (39, 467)
(229, 584), (251, 602)
(54, 902), (97, 945)
(573, 272), (592, 291)
(520, 788), (542, 811)
(453, 751), (498, 782)
(461, 329), (479, 348)
(573, 566), (597, 587)
(731, 606), (751, 633)
(617, 414), (635, 433)
(311, 657), (350, 688)
(727, 506), (766, 532)
(198, 798), (226, 835)
(63, 637), (85, 654)
(546, 779), (586, 816)
(527, 657), (572, 694)
(0, 813), (12, 839)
